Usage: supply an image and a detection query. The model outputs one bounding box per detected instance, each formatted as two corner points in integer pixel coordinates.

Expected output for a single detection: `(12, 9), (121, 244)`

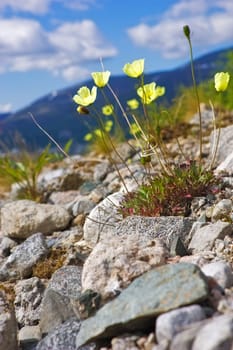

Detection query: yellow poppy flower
(137, 83), (155, 104)
(84, 133), (93, 141)
(92, 71), (111, 88)
(214, 72), (230, 92)
(73, 86), (97, 106)
(94, 129), (102, 137)
(104, 120), (113, 132)
(129, 122), (141, 135)
(154, 86), (166, 97)
(102, 104), (114, 116)
(123, 58), (144, 78)
(137, 83), (165, 104)
(127, 99), (139, 110)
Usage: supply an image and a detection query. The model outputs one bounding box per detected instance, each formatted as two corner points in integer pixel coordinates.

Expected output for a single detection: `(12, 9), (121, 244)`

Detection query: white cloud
(127, 0), (233, 59)
(0, 19), (50, 54)
(49, 20), (117, 60)
(163, 0), (208, 18)
(60, 0), (97, 11)
(0, 0), (96, 14)
(61, 65), (90, 81)
(0, 18), (117, 81)
(0, 103), (12, 113)
(0, 0), (50, 14)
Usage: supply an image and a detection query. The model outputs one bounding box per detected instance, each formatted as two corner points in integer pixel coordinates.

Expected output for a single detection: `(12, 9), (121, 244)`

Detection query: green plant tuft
(0, 144), (60, 201)
(120, 161), (218, 217)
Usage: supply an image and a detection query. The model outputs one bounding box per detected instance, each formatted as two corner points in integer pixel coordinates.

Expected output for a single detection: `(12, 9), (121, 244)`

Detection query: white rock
(83, 192), (124, 247)
(156, 305), (206, 343)
(201, 260), (233, 289)
(192, 313), (233, 350)
(212, 199), (232, 221)
(1, 200), (71, 239)
(82, 235), (168, 300)
(188, 221), (232, 254)
(18, 325), (41, 344)
(210, 125), (233, 165)
(215, 150), (233, 175)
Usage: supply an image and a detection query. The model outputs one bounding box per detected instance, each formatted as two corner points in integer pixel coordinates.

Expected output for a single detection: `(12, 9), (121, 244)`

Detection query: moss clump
(0, 282), (16, 306)
(32, 247), (67, 279)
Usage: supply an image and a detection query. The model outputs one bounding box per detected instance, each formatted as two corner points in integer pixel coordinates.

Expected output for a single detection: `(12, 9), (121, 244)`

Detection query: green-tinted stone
(76, 263), (209, 347)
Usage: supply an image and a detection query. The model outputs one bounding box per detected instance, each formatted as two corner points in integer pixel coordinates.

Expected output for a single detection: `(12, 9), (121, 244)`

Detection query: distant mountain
(0, 112), (11, 121)
(0, 46), (232, 152)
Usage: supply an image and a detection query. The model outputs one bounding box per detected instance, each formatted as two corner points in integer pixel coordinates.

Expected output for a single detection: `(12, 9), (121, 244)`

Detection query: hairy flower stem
(92, 107), (139, 190)
(106, 83), (141, 155)
(100, 89), (124, 139)
(208, 100), (221, 169)
(28, 112), (71, 160)
(184, 28), (203, 165)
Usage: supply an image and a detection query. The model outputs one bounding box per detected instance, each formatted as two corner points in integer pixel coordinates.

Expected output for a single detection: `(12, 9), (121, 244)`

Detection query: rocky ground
(0, 108), (233, 350)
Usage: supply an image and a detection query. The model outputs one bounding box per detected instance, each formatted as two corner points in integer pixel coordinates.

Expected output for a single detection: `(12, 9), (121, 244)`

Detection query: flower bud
(183, 25), (190, 39)
(77, 106), (89, 114)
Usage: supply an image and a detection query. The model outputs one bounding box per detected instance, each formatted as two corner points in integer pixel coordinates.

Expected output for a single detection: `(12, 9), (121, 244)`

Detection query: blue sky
(0, 0), (233, 112)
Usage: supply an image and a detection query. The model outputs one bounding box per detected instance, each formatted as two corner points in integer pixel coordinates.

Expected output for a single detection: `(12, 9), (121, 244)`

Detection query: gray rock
(48, 190), (80, 206)
(114, 215), (194, 248)
(18, 325), (41, 347)
(0, 236), (17, 256)
(40, 265), (82, 334)
(38, 167), (84, 192)
(190, 106), (214, 128)
(170, 321), (204, 350)
(192, 313), (233, 350)
(0, 291), (18, 350)
(82, 236), (168, 300)
(1, 200), (71, 239)
(88, 185), (109, 204)
(211, 199), (232, 221)
(71, 196), (95, 216)
(103, 163), (144, 194)
(0, 233), (49, 281)
(210, 124), (233, 165)
(188, 221), (232, 253)
(14, 277), (46, 327)
(83, 192), (124, 247)
(79, 181), (100, 196)
(170, 236), (188, 257)
(45, 265), (82, 299)
(76, 263), (209, 347)
(40, 289), (76, 336)
(201, 260), (233, 289)
(110, 334), (141, 349)
(93, 161), (110, 182)
(215, 151), (233, 175)
(110, 142), (138, 163)
(155, 305), (206, 343)
(47, 226), (83, 250)
(36, 317), (95, 350)
(180, 255), (209, 267)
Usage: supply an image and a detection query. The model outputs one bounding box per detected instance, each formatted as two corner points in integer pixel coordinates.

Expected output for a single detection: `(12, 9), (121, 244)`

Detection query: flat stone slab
(114, 215), (194, 248)
(76, 262), (209, 347)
